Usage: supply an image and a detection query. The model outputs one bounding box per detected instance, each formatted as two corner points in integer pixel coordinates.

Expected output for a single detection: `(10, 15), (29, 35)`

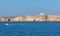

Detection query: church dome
(40, 13), (44, 16)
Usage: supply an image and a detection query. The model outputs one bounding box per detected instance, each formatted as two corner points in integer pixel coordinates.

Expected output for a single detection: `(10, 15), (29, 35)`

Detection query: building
(0, 12), (60, 21)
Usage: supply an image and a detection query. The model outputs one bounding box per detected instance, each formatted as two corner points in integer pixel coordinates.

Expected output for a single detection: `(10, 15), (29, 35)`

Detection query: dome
(40, 13), (44, 15)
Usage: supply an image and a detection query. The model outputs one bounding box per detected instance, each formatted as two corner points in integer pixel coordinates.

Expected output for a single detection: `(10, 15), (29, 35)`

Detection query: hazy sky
(0, 0), (60, 16)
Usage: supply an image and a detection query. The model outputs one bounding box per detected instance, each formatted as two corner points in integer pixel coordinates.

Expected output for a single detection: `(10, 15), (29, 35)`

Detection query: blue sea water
(0, 21), (60, 36)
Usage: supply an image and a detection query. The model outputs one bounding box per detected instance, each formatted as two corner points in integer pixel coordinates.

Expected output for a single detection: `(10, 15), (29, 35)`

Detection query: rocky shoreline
(0, 13), (60, 22)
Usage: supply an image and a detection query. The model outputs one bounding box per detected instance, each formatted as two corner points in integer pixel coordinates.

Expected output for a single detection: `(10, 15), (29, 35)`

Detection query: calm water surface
(0, 22), (60, 36)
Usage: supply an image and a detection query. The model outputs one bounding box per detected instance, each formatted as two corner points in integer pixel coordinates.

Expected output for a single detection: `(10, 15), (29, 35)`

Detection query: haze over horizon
(0, 0), (60, 16)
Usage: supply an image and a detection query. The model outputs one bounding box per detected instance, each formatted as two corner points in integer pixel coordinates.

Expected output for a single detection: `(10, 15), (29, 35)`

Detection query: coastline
(0, 13), (60, 22)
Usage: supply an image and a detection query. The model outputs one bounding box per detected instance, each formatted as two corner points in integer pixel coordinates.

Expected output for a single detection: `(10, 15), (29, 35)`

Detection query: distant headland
(0, 12), (60, 22)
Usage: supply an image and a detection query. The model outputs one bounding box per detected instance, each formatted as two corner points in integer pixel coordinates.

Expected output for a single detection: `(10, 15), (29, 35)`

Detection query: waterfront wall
(0, 13), (60, 22)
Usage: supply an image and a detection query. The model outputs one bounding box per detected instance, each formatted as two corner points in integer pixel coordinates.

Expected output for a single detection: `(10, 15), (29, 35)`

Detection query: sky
(0, 0), (60, 16)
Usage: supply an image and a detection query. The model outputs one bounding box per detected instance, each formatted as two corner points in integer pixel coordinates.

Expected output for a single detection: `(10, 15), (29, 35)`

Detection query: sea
(0, 21), (60, 36)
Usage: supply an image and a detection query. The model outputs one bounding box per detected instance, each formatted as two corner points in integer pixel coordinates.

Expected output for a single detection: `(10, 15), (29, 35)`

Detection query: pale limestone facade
(0, 18), (4, 21)
(25, 16), (35, 21)
(0, 13), (60, 22)
(47, 15), (60, 21)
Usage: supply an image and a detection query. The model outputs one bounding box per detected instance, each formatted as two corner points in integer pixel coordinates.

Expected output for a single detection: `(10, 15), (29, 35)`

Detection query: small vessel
(5, 23), (9, 25)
